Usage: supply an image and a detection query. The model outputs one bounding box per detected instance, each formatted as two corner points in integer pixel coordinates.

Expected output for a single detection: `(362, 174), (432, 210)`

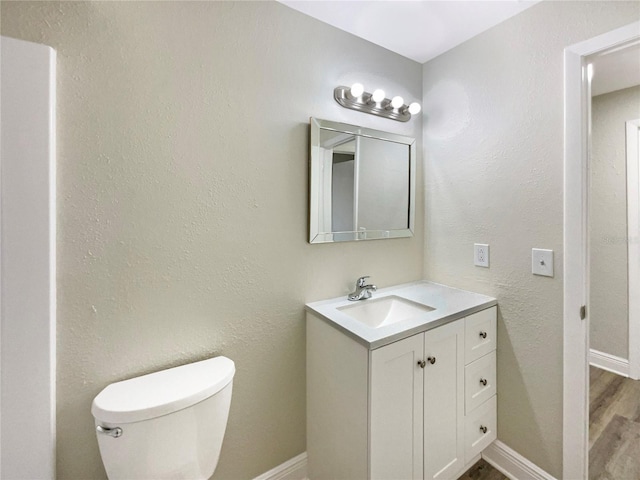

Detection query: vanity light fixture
(349, 82), (365, 99)
(390, 96), (404, 109)
(371, 89), (385, 103)
(334, 84), (421, 122)
(405, 102), (422, 115)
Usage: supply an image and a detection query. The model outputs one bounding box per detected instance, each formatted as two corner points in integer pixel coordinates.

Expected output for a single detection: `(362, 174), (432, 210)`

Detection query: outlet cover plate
(474, 244), (490, 267)
(532, 248), (554, 277)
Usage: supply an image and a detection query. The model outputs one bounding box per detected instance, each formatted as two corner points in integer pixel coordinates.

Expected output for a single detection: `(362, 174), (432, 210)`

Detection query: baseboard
(482, 440), (557, 480)
(589, 348), (630, 377)
(253, 452), (308, 480)
(255, 443), (554, 480)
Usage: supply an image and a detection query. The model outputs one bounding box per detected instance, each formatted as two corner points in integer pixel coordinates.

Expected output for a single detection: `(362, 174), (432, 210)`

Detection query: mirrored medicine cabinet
(309, 117), (416, 244)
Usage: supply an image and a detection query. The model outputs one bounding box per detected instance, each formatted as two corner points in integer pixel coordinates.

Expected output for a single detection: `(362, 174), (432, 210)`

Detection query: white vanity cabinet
(371, 319), (465, 480)
(306, 305), (497, 480)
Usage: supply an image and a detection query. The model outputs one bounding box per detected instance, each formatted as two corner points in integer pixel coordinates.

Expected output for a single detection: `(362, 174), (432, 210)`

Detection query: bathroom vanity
(306, 281), (497, 480)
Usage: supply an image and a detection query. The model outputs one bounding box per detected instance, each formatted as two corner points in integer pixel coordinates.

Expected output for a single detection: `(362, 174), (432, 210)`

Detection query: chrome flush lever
(96, 425), (122, 438)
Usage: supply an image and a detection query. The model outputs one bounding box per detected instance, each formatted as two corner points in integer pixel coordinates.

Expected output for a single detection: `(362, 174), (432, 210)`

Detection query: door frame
(563, 21), (640, 480)
(0, 36), (56, 478)
(627, 118), (640, 380)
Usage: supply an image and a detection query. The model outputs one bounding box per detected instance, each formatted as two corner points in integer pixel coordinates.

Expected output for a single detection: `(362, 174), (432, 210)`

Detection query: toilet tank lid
(91, 356), (235, 424)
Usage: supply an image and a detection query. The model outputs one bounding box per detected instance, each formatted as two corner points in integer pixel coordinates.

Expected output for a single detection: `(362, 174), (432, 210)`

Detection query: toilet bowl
(91, 356), (235, 480)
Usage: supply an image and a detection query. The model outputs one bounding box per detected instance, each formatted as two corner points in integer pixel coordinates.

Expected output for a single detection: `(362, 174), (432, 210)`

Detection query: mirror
(309, 118), (416, 243)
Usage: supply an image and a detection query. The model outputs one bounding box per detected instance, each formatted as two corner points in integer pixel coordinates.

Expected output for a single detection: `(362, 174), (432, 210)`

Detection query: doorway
(588, 44), (640, 380)
(563, 21), (640, 480)
(587, 43), (640, 478)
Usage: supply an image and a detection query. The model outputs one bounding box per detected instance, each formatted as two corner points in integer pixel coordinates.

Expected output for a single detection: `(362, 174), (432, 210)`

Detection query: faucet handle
(356, 276), (370, 287)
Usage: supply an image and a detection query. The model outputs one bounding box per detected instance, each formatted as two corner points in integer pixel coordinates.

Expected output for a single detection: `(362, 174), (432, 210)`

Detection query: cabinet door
(371, 334), (424, 480)
(423, 321), (465, 480)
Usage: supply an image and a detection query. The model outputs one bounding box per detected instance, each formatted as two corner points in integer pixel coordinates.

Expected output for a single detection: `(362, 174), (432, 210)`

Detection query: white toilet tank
(91, 356), (235, 480)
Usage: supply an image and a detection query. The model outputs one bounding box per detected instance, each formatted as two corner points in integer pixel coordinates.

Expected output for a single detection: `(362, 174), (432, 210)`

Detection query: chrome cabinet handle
(480, 425), (488, 434)
(480, 378), (488, 386)
(96, 425), (122, 438)
(418, 360), (426, 368)
(479, 331), (487, 339)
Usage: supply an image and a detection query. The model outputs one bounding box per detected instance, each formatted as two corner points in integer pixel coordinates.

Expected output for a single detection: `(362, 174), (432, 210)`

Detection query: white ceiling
(278, 0), (542, 64)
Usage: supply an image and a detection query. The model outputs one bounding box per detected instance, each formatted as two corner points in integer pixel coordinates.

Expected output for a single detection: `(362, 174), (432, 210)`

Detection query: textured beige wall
(422, 2), (640, 477)
(590, 86), (640, 359)
(0, 2), (423, 478)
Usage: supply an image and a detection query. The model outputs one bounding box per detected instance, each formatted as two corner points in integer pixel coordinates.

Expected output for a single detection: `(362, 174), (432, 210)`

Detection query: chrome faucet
(348, 276), (377, 301)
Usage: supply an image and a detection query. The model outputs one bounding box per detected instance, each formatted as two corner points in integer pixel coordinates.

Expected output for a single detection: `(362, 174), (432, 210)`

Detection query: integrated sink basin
(306, 281), (498, 349)
(338, 295), (435, 329)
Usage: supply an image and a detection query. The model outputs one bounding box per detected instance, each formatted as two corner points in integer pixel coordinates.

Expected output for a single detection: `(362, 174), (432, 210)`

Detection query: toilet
(91, 356), (235, 480)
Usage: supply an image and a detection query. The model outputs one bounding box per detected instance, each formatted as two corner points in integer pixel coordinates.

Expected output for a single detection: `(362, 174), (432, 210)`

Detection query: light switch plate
(532, 248), (554, 277)
(474, 244), (490, 267)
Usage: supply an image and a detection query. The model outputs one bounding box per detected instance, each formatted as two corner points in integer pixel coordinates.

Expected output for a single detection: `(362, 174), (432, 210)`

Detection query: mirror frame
(309, 117), (416, 244)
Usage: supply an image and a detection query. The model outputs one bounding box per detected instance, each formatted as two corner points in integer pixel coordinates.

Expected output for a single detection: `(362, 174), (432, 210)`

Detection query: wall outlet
(474, 244), (490, 267)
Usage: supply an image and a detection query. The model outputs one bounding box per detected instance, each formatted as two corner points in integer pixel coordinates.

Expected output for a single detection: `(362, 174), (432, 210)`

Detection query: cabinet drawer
(464, 351), (496, 414)
(465, 307), (496, 364)
(464, 395), (497, 464)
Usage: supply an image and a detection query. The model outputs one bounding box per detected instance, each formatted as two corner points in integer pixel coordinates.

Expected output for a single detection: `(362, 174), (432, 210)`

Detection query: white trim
(627, 119), (640, 380)
(563, 35), (591, 480)
(0, 36), (56, 479)
(564, 21), (640, 480)
(589, 349), (630, 377)
(353, 135), (361, 231)
(252, 453), (308, 480)
(482, 440), (557, 480)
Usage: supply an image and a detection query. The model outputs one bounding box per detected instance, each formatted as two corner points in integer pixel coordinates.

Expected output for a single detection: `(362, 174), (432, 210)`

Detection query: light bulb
(350, 83), (364, 98)
(372, 89), (385, 103)
(391, 96), (404, 109)
(408, 102), (421, 115)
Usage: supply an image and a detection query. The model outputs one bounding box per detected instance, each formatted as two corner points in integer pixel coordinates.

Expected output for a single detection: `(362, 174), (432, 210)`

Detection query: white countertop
(305, 281), (497, 349)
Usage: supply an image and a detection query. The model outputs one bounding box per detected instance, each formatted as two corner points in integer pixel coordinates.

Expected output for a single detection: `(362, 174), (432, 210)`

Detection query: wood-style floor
(589, 366), (640, 480)
(458, 459), (507, 480)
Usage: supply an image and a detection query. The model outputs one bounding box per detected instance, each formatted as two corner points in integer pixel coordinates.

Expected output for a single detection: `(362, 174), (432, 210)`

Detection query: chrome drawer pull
(480, 378), (488, 386)
(479, 425), (488, 434)
(479, 331), (487, 339)
(427, 356), (436, 365)
(418, 360), (426, 368)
